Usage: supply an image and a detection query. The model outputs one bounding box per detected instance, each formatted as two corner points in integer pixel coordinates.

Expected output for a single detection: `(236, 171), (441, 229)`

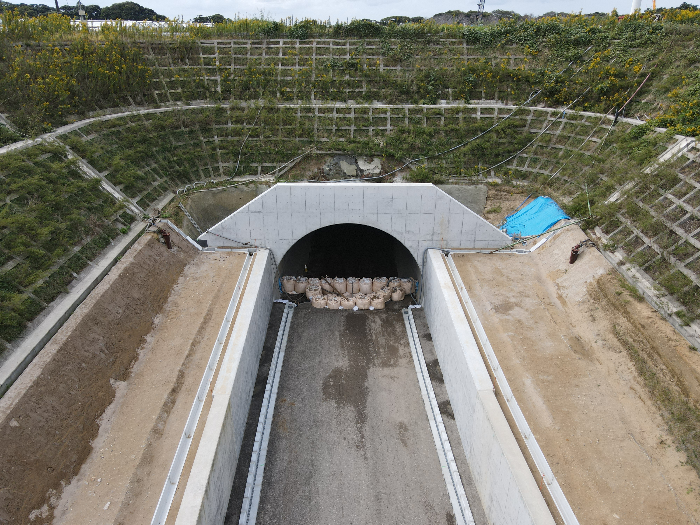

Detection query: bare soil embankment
(455, 227), (700, 524)
(0, 231), (197, 524)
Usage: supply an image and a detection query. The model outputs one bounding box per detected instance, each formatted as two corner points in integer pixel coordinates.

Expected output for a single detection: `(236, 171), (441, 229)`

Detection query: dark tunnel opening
(278, 224), (420, 280)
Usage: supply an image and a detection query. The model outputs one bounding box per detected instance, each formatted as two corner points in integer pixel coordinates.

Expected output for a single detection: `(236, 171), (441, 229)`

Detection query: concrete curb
(175, 250), (275, 525)
(0, 222), (146, 398)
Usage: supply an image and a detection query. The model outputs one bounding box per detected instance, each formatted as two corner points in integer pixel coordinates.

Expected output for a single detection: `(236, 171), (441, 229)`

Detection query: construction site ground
(454, 226), (700, 525)
(0, 229), (246, 524)
(226, 301), (486, 525)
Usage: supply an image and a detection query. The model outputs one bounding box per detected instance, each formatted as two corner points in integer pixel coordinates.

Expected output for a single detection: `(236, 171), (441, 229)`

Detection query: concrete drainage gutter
(403, 306), (475, 525)
(0, 222), (146, 398)
(238, 301), (295, 525)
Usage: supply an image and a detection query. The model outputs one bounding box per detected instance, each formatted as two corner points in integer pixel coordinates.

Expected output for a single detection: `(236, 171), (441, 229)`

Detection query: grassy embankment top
(0, 9), (699, 136)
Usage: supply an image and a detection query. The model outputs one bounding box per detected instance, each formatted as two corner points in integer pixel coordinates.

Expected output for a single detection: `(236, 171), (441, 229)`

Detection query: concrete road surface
(255, 302), (456, 525)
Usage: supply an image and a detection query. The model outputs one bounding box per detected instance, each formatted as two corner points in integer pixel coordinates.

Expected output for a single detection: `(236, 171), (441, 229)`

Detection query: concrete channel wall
(175, 249), (275, 525)
(423, 249), (555, 525)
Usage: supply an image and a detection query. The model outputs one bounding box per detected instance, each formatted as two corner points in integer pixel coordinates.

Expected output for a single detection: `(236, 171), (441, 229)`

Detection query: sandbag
(340, 295), (355, 309)
(355, 293), (370, 310)
(308, 277), (321, 287)
(306, 284), (321, 300)
(369, 293), (385, 310)
(379, 287), (392, 301)
(400, 277), (415, 294)
(320, 278), (334, 293)
(347, 277), (360, 294)
(295, 276), (308, 293)
(389, 277), (401, 288)
(372, 277), (388, 292)
(391, 287), (405, 301)
(333, 277), (347, 294)
(311, 294), (327, 308)
(327, 294), (341, 310)
(359, 277), (373, 294)
(282, 276), (296, 293)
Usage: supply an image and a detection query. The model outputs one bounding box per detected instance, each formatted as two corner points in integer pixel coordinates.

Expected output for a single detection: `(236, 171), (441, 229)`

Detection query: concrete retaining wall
(175, 249), (275, 525)
(199, 183), (510, 265)
(423, 249), (555, 525)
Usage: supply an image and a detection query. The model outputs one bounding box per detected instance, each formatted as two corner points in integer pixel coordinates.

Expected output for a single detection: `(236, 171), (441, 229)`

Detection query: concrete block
(319, 189), (334, 213)
(406, 189), (422, 214)
(334, 190), (349, 212)
(405, 216), (422, 242)
(262, 213), (278, 240)
(291, 213), (307, 238)
(420, 189), (437, 215)
(305, 186), (321, 210)
(248, 194), (264, 212)
(377, 213), (392, 234)
(277, 213), (293, 240)
(363, 187), (379, 214)
(391, 214), (406, 236)
(249, 213), (264, 240)
(290, 185), (306, 208)
(377, 191), (392, 212)
(348, 186), (363, 211)
(275, 185), (291, 211)
(392, 186), (408, 213)
(305, 212), (321, 232)
(419, 213), (435, 238)
(262, 192), (277, 213)
(319, 211), (334, 228)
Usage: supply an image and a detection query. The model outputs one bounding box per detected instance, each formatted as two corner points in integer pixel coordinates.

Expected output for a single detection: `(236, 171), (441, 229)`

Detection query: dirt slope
(0, 232), (197, 524)
(454, 226), (700, 525)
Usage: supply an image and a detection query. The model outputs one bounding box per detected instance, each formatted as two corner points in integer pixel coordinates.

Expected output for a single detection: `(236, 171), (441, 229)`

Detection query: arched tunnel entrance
(278, 223), (420, 280)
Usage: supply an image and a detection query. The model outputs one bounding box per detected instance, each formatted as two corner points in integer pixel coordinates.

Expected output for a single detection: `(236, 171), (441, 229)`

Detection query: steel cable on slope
(471, 87), (592, 177)
(315, 47), (595, 183)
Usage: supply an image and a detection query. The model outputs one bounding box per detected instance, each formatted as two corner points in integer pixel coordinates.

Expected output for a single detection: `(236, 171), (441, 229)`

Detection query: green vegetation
(614, 324), (700, 480)
(0, 143), (131, 350)
(0, 5), (698, 372)
(1, 10), (700, 135)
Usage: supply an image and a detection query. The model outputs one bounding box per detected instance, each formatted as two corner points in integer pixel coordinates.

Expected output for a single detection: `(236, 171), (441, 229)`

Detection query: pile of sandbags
(283, 275), (416, 310)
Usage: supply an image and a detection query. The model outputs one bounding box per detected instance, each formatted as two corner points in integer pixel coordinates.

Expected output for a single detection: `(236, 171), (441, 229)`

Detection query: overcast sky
(55, 0), (685, 22)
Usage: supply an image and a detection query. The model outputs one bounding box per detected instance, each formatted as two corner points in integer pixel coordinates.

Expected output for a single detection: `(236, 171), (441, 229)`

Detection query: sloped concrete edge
(175, 250), (275, 525)
(422, 249), (555, 525)
(0, 222), (146, 398)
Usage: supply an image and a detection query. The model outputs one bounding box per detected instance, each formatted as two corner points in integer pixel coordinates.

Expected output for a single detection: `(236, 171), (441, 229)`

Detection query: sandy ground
(250, 302), (456, 525)
(482, 185), (533, 226)
(0, 232), (198, 525)
(52, 249), (245, 525)
(454, 226), (700, 525)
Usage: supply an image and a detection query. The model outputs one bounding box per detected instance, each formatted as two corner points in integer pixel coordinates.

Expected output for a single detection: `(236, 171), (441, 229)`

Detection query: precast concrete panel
(198, 183), (510, 264)
(422, 250), (556, 525)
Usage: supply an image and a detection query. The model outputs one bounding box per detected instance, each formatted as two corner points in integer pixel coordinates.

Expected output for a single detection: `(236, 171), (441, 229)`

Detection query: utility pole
(477, 0), (486, 24)
(54, 0), (60, 12)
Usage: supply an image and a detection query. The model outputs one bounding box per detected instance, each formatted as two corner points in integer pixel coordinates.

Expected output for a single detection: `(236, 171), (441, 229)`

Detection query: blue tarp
(500, 196), (569, 237)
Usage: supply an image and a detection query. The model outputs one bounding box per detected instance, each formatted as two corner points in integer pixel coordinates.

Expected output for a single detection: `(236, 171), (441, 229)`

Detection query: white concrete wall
(423, 249), (555, 525)
(198, 183), (510, 265)
(175, 250), (275, 525)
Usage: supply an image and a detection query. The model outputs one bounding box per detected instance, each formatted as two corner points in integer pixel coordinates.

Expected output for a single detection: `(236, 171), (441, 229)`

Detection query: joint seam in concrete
(445, 253), (579, 525)
(239, 302), (295, 525)
(151, 251), (254, 525)
(403, 306), (475, 525)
